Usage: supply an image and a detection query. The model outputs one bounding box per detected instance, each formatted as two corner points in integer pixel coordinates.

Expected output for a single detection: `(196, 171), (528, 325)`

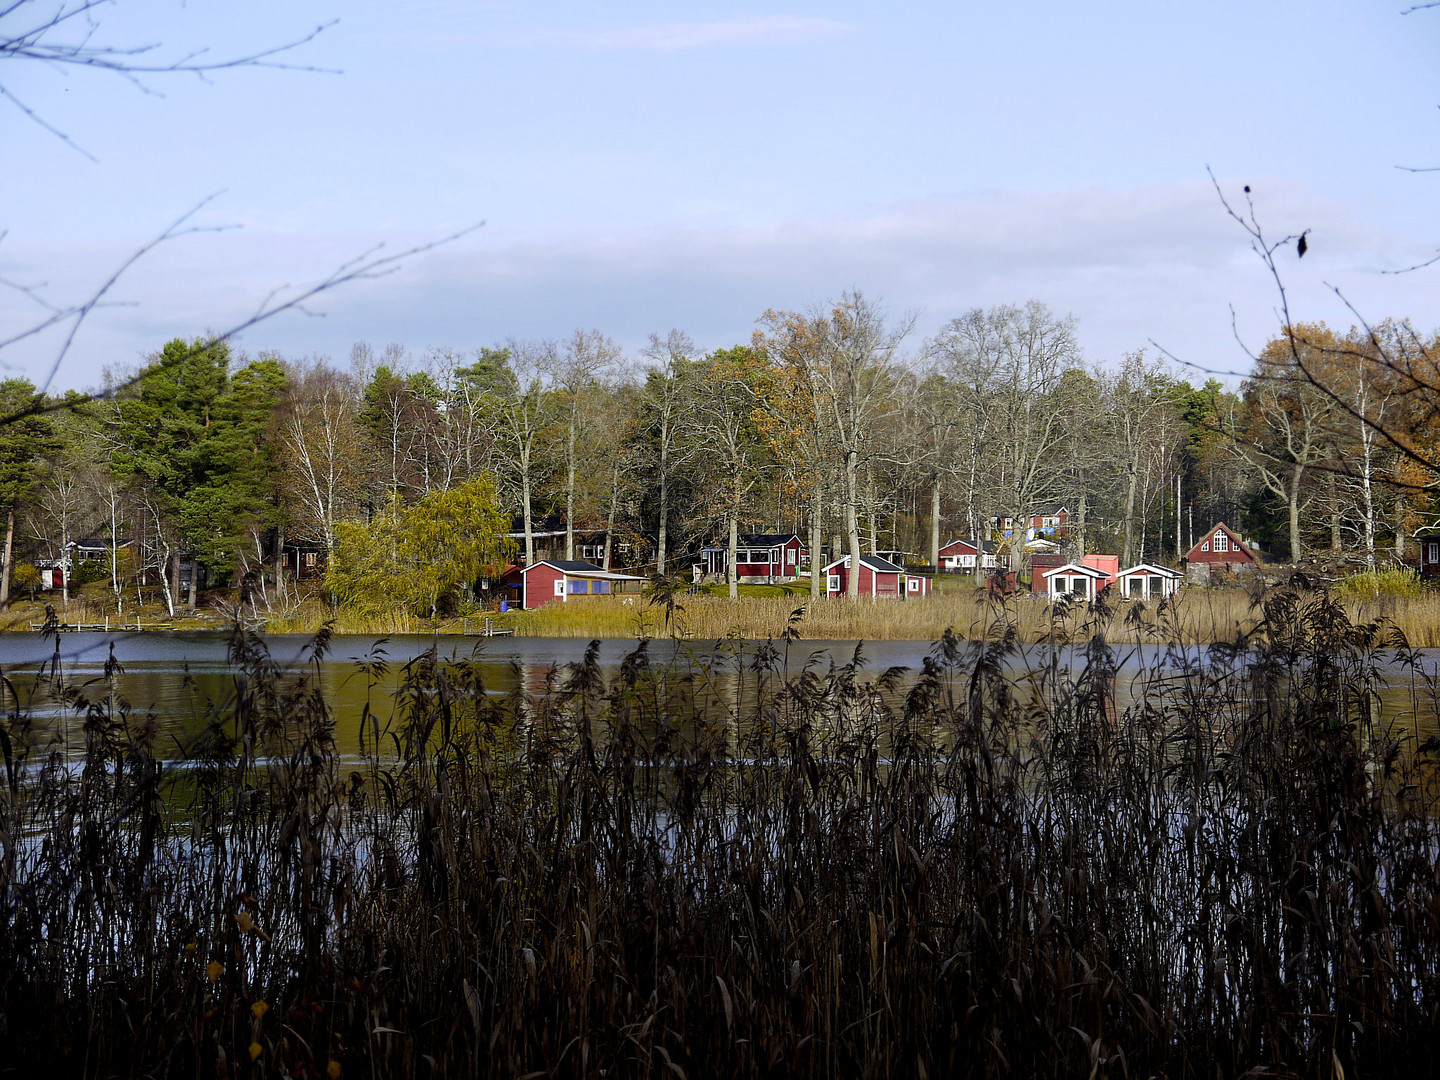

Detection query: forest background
(0, 292), (1432, 622)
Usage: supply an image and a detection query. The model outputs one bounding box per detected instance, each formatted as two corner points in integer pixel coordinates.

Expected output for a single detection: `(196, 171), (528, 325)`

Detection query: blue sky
(3, 1), (1438, 388)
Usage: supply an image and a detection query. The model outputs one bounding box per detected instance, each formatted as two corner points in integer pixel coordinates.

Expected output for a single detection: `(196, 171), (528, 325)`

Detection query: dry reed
(2, 580), (1439, 1076)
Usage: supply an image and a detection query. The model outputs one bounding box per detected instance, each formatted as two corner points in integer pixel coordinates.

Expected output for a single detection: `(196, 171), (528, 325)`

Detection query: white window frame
(554, 578), (565, 596)
(1201, 541), (1210, 552)
(827, 574), (841, 593)
(787, 547), (797, 565)
(1429, 543), (1438, 563)
(1214, 532), (1228, 553)
(908, 578), (921, 593)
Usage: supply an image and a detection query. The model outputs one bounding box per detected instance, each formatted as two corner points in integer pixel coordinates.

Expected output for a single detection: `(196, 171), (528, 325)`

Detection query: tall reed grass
(3, 582), (1439, 1076)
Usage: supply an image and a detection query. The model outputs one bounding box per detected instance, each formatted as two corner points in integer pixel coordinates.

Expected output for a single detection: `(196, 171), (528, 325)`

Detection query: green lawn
(694, 582), (814, 598)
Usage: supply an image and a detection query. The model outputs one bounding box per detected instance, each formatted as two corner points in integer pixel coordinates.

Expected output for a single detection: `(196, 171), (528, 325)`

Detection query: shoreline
(6, 585), (1439, 646)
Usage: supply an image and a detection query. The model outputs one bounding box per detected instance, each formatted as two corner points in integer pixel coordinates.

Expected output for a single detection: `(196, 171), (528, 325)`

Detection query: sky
(2, 0), (1438, 390)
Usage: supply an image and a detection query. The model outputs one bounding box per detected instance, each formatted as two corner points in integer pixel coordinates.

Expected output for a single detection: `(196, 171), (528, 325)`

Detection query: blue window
(592, 579), (610, 594)
(568, 579), (588, 594)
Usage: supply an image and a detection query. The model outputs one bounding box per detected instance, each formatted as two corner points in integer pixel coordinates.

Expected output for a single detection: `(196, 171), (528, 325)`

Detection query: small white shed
(1115, 563), (1183, 600)
(1039, 562), (1110, 601)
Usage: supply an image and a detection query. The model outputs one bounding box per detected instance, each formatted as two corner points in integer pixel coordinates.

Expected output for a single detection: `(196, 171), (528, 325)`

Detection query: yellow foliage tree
(326, 475), (513, 617)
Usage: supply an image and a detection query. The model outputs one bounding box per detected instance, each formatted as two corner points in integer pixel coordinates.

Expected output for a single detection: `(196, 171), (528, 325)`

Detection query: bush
(1333, 566), (1425, 601)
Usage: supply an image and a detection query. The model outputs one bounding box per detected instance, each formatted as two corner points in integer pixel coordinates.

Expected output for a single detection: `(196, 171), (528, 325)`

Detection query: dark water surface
(5, 631), (1439, 759)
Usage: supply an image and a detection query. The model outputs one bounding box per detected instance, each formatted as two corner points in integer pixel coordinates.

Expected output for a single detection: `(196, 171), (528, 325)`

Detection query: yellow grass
(508, 587), (1440, 647)
(9, 583), (1440, 646)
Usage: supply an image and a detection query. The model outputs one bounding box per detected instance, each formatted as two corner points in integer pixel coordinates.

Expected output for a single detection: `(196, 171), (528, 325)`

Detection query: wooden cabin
(1416, 527), (1440, 578)
(1038, 562), (1111, 601)
(937, 538), (1003, 572)
(822, 554), (906, 598)
(1184, 523), (1257, 582)
(1115, 563), (1183, 600)
(699, 533), (805, 582)
(499, 560), (646, 610)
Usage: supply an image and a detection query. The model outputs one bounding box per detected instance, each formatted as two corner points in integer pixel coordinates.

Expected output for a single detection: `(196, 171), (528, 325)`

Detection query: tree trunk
(656, 471), (669, 575)
(929, 477), (941, 571)
(1395, 491), (1407, 562)
(810, 484), (824, 599)
(1122, 458), (1139, 567)
(1328, 472), (1342, 553)
(522, 469), (534, 565)
(0, 509), (13, 612)
(565, 413), (577, 561)
(1289, 465), (1305, 563)
(865, 461), (877, 557)
(727, 492), (739, 601)
(167, 551), (180, 618)
(1076, 491), (1089, 559)
(844, 450), (862, 598)
(602, 474), (621, 570)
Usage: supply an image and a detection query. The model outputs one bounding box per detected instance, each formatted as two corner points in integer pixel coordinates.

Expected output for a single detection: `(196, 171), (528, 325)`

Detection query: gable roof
(516, 560), (646, 581)
(1040, 562), (1109, 578)
(822, 554), (905, 574)
(939, 537), (998, 554)
(1117, 563), (1183, 578)
(1184, 522), (1255, 561)
(701, 533), (801, 551)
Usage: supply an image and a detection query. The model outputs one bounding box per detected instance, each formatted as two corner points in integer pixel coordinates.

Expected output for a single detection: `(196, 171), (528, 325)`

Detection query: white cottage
(1038, 562), (1111, 601)
(1115, 563), (1183, 600)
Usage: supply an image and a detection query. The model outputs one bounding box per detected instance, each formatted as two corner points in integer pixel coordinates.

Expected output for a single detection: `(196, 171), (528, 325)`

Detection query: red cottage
(700, 533), (805, 583)
(498, 560), (646, 610)
(1184, 523), (1257, 582)
(822, 554), (906, 599)
(937, 538), (1003, 572)
(1416, 528), (1440, 578)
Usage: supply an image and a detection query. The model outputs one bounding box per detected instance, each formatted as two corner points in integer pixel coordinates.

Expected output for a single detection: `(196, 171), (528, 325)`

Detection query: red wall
(522, 563), (565, 609)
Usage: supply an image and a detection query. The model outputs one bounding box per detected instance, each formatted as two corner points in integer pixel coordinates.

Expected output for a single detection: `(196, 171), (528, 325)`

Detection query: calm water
(4, 631), (1439, 759)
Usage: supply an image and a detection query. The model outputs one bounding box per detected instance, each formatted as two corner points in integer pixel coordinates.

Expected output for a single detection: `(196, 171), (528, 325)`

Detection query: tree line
(0, 293), (1434, 614)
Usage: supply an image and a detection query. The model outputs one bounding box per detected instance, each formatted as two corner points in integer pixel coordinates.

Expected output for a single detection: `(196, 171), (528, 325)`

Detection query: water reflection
(3, 631), (1440, 760)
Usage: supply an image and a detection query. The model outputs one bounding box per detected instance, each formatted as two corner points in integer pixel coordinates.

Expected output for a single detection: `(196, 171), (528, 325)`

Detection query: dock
(31, 619), (175, 632)
(462, 617), (515, 637)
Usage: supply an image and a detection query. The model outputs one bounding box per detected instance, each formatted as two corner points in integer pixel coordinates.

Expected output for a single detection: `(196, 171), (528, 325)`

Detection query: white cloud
(3, 181), (1435, 391)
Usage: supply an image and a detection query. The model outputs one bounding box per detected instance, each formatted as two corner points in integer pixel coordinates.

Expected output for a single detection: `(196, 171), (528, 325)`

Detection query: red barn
(498, 560), (646, 610)
(1184, 523), (1257, 582)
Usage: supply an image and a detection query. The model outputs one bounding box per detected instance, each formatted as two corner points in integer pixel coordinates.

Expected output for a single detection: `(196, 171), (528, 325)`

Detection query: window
(554, 579), (565, 596)
(828, 574), (841, 592)
(961, 554), (976, 568)
(908, 578), (921, 593)
(568, 579), (588, 594)
(1429, 543), (1438, 564)
(1213, 532), (1228, 553)
(787, 547), (797, 565)
(580, 544), (604, 561)
(1201, 541), (1210, 552)
(304, 551), (317, 568)
(591, 579), (610, 594)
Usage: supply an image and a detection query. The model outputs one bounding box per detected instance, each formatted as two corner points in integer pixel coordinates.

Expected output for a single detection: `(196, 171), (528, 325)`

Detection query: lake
(5, 630), (1439, 760)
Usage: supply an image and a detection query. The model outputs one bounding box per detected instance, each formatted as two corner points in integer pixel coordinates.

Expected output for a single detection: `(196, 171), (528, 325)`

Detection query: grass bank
(14, 578), (1440, 647)
(512, 585), (1440, 647)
